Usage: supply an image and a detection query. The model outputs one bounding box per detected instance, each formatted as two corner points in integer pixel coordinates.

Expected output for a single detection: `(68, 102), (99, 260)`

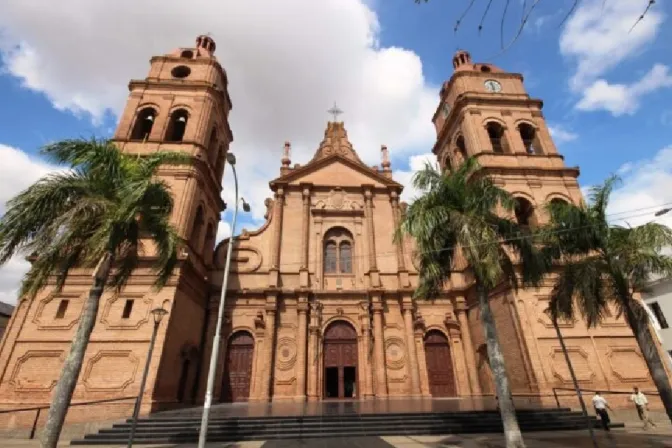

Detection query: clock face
(441, 102), (451, 118)
(484, 79), (502, 93)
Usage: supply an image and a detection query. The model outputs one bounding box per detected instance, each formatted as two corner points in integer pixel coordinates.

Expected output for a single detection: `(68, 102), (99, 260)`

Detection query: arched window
(519, 123), (542, 154)
(324, 242), (337, 273)
(203, 222), (215, 263)
(514, 197), (536, 228)
(190, 206), (204, 250)
(339, 242), (352, 273)
(131, 108), (156, 141)
(166, 109), (189, 142)
(208, 128), (218, 165)
(323, 227), (354, 275)
(455, 135), (468, 163)
(441, 152), (452, 173)
(486, 122), (508, 154)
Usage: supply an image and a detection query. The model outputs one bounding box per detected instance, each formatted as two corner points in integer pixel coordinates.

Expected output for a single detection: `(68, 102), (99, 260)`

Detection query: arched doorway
(424, 330), (457, 397)
(221, 331), (254, 402)
(323, 321), (358, 399)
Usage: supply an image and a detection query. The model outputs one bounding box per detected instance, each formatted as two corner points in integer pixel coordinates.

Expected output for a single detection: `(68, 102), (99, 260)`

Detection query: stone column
(307, 301), (322, 400)
(295, 296), (309, 400)
(402, 302), (422, 396)
(456, 302), (481, 395)
(359, 301), (375, 399)
(363, 186), (380, 287)
(390, 191), (406, 271)
(371, 297), (388, 397)
(269, 188), (285, 287)
(258, 301), (277, 401)
(300, 185), (311, 287)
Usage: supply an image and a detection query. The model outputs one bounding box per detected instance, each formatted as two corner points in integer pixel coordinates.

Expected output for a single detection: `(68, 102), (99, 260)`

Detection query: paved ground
(4, 427), (672, 447)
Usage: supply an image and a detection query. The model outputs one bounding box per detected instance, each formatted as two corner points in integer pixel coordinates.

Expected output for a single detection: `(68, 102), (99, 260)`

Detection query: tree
(397, 157), (549, 448)
(544, 176), (672, 424)
(0, 139), (189, 448)
(414, 0), (656, 53)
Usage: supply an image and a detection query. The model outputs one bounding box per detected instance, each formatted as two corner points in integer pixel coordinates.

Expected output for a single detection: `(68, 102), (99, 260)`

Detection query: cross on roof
(327, 102), (343, 122)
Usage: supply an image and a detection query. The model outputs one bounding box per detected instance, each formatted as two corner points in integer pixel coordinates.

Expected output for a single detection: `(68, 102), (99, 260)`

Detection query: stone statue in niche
(254, 311), (265, 330)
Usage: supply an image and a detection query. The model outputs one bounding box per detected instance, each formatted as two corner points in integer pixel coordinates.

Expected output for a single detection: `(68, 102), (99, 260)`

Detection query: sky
(0, 0), (671, 305)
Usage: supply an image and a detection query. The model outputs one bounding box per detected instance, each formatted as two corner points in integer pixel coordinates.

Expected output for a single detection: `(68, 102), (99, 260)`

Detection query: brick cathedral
(0, 36), (664, 425)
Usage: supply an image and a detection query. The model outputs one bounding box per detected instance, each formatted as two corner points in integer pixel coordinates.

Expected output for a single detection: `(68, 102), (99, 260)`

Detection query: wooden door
(323, 321), (358, 399)
(424, 330), (457, 397)
(222, 331), (254, 402)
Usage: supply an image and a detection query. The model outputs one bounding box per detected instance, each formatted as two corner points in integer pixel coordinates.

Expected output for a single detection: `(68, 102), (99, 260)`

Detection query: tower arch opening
(486, 122), (508, 154)
(518, 123), (542, 154)
(131, 107), (157, 141)
(190, 205), (205, 251)
(165, 109), (189, 142)
(514, 197), (537, 228)
(455, 135), (468, 163)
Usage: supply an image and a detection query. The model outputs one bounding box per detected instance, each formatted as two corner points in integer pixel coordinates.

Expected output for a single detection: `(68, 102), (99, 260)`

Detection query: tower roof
(311, 121), (363, 163)
(451, 49), (503, 74)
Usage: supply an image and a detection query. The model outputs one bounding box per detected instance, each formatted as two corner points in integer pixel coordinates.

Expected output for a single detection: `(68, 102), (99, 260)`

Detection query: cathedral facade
(0, 37), (667, 426)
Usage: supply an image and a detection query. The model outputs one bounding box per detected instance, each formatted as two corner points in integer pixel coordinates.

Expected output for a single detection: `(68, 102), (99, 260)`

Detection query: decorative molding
(385, 337), (407, 370)
(276, 337), (298, 371)
(606, 347), (649, 382)
(9, 350), (65, 391)
(549, 347), (595, 383)
(33, 292), (86, 330)
(100, 293), (151, 330)
(83, 350), (139, 392)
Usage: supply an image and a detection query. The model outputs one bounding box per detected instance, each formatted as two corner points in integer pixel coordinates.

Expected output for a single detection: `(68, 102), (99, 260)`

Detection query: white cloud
(548, 124), (578, 143)
(560, 0), (664, 89)
(576, 64), (672, 116)
(216, 220), (232, 243)
(0, 0), (439, 223)
(395, 152), (437, 203)
(0, 145), (61, 305)
(559, 0), (668, 116)
(606, 145), (672, 229)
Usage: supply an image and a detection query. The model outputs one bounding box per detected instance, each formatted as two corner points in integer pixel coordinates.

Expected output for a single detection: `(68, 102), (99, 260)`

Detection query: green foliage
(0, 138), (191, 299)
(396, 157), (549, 299)
(543, 175), (672, 325)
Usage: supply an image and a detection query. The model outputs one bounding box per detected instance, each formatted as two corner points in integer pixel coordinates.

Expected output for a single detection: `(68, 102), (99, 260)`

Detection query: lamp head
(226, 152), (236, 165)
(241, 197), (251, 213)
(151, 306), (169, 324)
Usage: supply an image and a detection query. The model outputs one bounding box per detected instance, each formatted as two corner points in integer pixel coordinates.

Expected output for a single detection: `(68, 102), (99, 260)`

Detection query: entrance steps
(70, 408), (623, 444)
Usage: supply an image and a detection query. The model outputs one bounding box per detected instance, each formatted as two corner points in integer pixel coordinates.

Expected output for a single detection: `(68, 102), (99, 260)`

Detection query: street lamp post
(127, 306), (169, 448)
(198, 153), (250, 448)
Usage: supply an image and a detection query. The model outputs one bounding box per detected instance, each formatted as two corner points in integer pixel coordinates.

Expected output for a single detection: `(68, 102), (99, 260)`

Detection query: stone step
(70, 408), (622, 445)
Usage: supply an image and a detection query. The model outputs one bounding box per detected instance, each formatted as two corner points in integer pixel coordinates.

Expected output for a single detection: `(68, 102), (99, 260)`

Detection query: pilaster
(455, 300), (481, 395)
(371, 293), (388, 397)
(299, 184), (312, 287)
(402, 298), (421, 396)
(269, 188), (285, 287)
(295, 294), (309, 400)
(363, 186), (380, 287)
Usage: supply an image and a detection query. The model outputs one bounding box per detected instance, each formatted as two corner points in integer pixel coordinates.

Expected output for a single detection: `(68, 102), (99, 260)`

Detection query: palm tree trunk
(41, 252), (114, 448)
(624, 300), (672, 424)
(477, 284), (525, 448)
(552, 318), (598, 447)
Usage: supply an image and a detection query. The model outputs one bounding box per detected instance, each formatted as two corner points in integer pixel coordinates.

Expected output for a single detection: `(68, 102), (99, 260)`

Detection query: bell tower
(113, 34), (232, 263)
(432, 50), (582, 223)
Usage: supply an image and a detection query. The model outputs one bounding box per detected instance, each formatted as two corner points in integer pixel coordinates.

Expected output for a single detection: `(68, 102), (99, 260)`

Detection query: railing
(0, 396), (135, 440)
(551, 387), (656, 408)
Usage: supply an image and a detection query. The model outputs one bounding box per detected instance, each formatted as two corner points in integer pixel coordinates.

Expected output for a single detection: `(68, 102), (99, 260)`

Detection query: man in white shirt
(631, 386), (656, 429)
(592, 391), (612, 431)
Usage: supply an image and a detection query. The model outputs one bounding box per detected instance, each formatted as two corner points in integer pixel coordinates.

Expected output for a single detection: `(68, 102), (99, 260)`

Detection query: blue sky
(0, 0), (671, 303)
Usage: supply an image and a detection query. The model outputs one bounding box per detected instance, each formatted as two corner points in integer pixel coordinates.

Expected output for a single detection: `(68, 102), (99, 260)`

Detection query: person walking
(592, 391), (612, 431)
(631, 386), (656, 429)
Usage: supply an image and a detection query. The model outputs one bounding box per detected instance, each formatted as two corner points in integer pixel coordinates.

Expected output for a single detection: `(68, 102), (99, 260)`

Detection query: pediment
(271, 154), (402, 189)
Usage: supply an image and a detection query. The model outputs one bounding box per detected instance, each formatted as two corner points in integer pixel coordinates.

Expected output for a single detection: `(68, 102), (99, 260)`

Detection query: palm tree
(0, 139), (189, 448)
(544, 175), (672, 424)
(397, 157), (548, 448)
